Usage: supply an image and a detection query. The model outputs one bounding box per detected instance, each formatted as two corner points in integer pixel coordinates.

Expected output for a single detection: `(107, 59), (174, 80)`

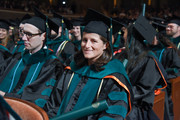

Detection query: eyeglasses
(22, 31), (42, 39)
(19, 28), (23, 33)
(166, 25), (174, 29)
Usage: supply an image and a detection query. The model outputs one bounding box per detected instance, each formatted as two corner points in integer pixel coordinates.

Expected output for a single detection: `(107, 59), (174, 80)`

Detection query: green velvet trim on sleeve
(98, 116), (115, 120)
(41, 88), (52, 97)
(46, 79), (56, 86)
(108, 91), (128, 104)
(35, 98), (47, 108)
(106, 105), (127, 118)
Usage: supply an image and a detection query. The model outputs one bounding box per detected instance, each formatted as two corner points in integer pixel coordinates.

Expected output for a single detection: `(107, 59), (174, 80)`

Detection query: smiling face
(81, 32), (107, 65)
(22, 23), (45, 54)
(72, 26), (81, 37)
(0, 28), (8, 40)
(166, 23), (179, 38)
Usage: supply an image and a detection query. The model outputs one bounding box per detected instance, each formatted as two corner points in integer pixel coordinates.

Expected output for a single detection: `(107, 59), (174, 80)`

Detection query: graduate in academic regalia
(70, 17), (85, 51)
(150, 21), (180, 80)
(150, 20), (180, 120)
(0, 19), (12, 76)
(44, 8), (132, 120)
(47, 12), (78, 65)
(0, 8), (64, 109)
(115, 14), (168, 120)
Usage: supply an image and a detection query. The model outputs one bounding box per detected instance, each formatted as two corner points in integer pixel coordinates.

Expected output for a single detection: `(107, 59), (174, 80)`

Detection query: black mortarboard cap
(53, 12), (73, 30)
(20, 14), (32, 24)
(51, 17), (62, 27)
(148, 17), (167, 33)
(8, 18), (20, 27)
(133, 14), (157, 44)
(150, 17), (166, 23)
(33, 7), (59, 33)
(0, 19), (11, 30)
(71, 17), (85, 26)
(168, 19), (180, 26)
(151, 21), (166, 33)
(26, 16), (46, 32)
(83, 8), (124, 39)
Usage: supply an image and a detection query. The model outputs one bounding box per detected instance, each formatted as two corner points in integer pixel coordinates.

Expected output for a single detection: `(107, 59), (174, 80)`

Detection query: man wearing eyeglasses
(0, 16), (64, 109)
(166, 19), (180, 49)
(12, 14), (31, 54)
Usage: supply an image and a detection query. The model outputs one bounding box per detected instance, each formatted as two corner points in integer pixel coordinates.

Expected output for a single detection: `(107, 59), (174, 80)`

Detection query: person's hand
(0, 91), (5, 96)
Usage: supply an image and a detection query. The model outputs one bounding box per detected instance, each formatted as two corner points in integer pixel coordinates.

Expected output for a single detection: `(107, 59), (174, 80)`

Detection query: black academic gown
(153, 47), (180, 120)
(72, 39), (81, 50)
(0, 45), (12, 76)
(170, 36), (180, 50)
(0, 48), (64, 108)
(126, 54), (167, 120)
(47, 36), (78, 65)
(12, 39), (25, 54)
(158, 47), (180, 79)
(44, 59), (132, 120)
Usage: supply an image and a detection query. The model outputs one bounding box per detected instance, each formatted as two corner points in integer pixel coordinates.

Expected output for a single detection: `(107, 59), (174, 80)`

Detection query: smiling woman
(44, 8), (132, 120)
(81, 32), (108, 66)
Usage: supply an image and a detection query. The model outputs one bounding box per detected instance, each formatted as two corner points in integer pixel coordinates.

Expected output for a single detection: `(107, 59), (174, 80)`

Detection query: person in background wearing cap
(0, 16), (64, 110)
(166, 19), (180, 49)
(151, 22), (180, 120)
(5, 19), (20, 53)
(150, 19), (180, 80)
(0, 19), (12, 76)
(70, 17), (85, 51)
(153, 33), (180, 120)
(113, 23), (128, 57)
(43, 8), (132, 119)
(0, 19), (11, 51)
(115, 14), (167, 120)
(48, 12), (78, 65)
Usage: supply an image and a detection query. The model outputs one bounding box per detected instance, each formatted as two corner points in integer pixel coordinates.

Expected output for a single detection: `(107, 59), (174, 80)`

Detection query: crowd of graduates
(0, 6), (179, 120)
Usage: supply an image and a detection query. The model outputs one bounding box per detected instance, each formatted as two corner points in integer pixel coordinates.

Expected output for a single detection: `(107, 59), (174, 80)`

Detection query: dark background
(0, 0), (179, 19)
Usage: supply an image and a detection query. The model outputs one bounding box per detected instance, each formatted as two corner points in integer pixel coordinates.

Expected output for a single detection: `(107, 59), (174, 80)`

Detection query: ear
(41, 32), (46, 41)
(104, 42), (109, 50)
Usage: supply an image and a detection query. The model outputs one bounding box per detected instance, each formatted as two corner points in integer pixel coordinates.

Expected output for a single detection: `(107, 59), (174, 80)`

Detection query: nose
(84, 40), (91, 48)
(22, 34), (28, 41)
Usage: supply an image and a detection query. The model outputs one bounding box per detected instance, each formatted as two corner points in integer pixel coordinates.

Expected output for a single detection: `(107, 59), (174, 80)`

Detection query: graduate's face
(166, 23), (179, 36)
(81, 32), (107, 65)
(0, 28), (8, 40)
(22, 23), (45, 54)
(72, 26), (81, 38)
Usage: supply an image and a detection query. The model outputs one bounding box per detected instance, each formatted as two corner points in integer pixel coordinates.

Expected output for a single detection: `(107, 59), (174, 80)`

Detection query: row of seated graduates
(0, 6), (179, 120)
(113, 14), (180, 120)
(0, 7), (132, 120)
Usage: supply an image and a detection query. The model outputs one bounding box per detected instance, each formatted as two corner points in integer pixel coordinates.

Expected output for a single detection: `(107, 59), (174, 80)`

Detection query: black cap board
(26, 16), (46, 32)
(71, 17), (85, 26)
(20, 14), (32, 24)
(0, 19), (11, 30)
(151, 21), (166, 32)
(168, 19), (180, 26)
(133, 14), (157, 44)
(53, 12), (73, 30)
(33, 7), (59, 33)
(83, 8), (124, 39)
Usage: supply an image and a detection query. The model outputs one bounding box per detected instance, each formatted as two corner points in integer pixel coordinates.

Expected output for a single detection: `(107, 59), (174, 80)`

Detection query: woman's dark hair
(74, 33), (112, 72)
(123, 24), (150, 74)
(156, 33), (180, 56)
